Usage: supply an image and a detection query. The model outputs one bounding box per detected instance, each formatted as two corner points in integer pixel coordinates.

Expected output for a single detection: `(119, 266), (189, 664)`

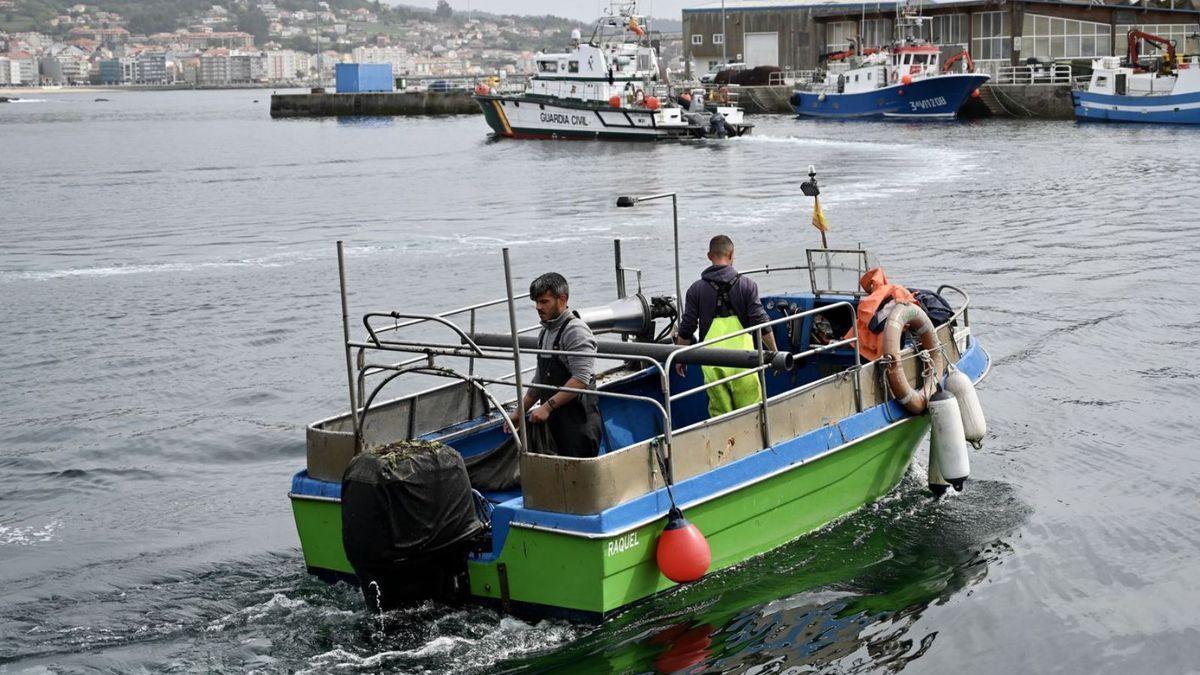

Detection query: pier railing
(767, 69), (823, 87)
(993, 63), (1073, 85)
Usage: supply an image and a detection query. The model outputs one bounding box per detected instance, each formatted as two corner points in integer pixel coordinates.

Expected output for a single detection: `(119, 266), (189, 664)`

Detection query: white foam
(0, 245), (391, 283)
(206, 592), (309, 632)
(0, 519), (61, 546)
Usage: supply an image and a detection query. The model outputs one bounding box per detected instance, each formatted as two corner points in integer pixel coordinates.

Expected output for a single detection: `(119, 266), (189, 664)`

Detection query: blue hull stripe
(793, 74), (989, 119)
(1073, 89), (1200, 124)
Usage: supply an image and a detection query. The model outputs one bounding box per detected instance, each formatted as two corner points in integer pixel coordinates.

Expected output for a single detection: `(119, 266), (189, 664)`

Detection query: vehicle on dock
(289, 194), (992, 621)
(1072, 30), (1200, 124)
(472, 2), (751, 140)
(789, 5), (989, 120)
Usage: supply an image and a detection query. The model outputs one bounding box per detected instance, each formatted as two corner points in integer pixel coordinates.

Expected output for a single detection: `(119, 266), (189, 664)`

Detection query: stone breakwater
(270, 90), (480, 118)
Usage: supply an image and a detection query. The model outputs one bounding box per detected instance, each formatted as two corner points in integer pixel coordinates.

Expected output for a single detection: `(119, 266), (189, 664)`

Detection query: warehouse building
(682, 0), (1200, 78)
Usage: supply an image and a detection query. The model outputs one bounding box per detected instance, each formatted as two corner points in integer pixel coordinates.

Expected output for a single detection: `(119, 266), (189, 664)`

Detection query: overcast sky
(393, 1), (692, 22)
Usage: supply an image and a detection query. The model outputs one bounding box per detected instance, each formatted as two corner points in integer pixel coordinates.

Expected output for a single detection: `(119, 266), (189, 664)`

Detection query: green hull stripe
(293, 417), (930, 615)
(468, 417), (927, 614)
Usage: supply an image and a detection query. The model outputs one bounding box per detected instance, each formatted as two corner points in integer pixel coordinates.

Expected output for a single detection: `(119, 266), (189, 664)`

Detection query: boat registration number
(607, 532), (640, 556)
(909, 96), (948, 112)
(540, 112), (591, 127)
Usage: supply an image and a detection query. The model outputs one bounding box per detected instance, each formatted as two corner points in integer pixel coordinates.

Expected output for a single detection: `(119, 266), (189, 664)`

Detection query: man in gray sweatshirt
(676, 235), (778, 417)
(508, 272), (603, 457)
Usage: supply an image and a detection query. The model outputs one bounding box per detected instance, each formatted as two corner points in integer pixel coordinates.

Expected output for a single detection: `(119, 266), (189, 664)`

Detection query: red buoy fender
(608, 95), (622, 108)
(656, 508), (711, 583)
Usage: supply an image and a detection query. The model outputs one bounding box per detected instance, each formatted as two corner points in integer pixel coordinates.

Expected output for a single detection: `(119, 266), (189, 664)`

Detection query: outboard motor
(709, 112), (728, 138)
(341, 440), (484, 612)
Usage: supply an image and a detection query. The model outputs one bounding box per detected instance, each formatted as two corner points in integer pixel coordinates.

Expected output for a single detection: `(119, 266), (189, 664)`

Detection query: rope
(992, 85), (1039, 119)
(878, 355), (900, 423)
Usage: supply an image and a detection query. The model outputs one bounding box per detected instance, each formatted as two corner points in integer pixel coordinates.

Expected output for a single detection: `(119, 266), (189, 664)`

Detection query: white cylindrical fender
(927, 446), (950, 498)
(945, 368), (986, 449)
(929, 388), (969, 491)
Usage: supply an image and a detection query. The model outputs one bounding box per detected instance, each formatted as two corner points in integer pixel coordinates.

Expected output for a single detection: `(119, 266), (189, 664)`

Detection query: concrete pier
(976, 84), (1074, 119)
(733, 85), (796, 114)
(270, 90), (480, 118)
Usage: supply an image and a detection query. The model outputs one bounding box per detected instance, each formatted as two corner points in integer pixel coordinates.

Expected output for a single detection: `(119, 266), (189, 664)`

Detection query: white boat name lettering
(607, 532), (639, 556)
(540, 112), (590, 126)
(909, 96), (948, 112)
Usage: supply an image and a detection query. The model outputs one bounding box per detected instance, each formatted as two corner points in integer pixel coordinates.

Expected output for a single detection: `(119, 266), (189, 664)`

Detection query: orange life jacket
(846, 267), (915, 360)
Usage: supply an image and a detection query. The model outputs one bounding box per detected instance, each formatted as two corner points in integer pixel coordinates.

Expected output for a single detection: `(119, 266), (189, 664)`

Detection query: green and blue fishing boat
(289, 236), (990, 622)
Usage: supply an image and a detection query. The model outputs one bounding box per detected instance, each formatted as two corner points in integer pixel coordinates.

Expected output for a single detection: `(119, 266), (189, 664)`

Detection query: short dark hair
(529, 272), (569, 300)
(709, 235), (734, 257)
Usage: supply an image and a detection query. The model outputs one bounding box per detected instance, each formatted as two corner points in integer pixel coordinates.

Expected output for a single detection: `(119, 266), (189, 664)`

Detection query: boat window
(568, 60), (579, 73)
(538, 61), (556, 73)
(1095, 75), (1108, 88)
(866, 71), (872, 80)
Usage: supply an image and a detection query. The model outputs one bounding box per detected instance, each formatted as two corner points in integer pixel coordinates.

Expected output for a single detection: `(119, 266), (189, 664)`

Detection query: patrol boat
(472, 2), (751, 140)
(790, 5), (989, 119)
(1073, 30), (1200, 124)
(289, 195), (991, 622)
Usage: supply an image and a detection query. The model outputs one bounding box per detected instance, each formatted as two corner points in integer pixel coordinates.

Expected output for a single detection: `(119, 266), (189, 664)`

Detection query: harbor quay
(269, 89), (479, 117)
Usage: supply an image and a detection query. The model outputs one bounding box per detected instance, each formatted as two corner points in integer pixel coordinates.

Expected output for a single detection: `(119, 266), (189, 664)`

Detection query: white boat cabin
(528, 28), (662, 104)
(825, 45), (943, 93)
(1083, 55), (1200, 96)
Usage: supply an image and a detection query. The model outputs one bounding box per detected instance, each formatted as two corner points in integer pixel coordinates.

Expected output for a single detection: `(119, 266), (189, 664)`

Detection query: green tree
(287, 34), (315, 53)
(435, 0), (452, 19)
(236, 7), (270, 46)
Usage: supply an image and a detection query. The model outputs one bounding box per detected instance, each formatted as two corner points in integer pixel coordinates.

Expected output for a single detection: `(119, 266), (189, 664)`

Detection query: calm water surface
(2, 90), (1199, 673)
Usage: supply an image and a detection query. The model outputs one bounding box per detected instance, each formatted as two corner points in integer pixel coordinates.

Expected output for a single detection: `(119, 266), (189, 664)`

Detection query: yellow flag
(811, 199), (829, 233)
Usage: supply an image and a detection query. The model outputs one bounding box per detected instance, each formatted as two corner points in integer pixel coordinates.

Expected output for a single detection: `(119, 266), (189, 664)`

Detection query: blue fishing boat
(1073, 30), (1200, 124)
(790, 6), (988, 120)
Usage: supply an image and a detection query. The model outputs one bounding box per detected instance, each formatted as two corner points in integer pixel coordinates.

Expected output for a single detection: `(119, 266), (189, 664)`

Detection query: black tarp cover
(341, 440), (482, 571)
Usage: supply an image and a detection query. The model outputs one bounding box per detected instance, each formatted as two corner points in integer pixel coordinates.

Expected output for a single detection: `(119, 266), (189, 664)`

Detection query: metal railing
(334, 235), (976, 498)
(336, 252), (869, 486)
(662, 301), (862, 461)
(993, 63), (1073, 85)
(767, 69), (823, 87)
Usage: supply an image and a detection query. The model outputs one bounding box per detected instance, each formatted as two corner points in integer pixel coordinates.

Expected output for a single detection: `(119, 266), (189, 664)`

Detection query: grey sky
(393, 1), (692, 22)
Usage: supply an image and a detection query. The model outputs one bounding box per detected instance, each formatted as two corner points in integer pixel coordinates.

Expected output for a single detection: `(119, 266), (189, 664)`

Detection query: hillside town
(0, 1), (611, 87)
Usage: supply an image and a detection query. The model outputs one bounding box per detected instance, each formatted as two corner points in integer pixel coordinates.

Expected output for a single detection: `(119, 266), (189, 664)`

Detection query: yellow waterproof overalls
(701, 278), (762, 418)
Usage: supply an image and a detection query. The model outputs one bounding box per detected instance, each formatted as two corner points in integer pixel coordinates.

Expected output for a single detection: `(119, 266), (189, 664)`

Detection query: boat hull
(288, 338), (989, 620)
(792, 74), (989, 119)
(474, 94), (752, 141)
(1072, 89), (1200, 124)
(290, 416), (928, 617)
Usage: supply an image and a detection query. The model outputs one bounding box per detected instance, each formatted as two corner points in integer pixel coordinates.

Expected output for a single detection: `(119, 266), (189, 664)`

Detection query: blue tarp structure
(335, 63), (393, 93)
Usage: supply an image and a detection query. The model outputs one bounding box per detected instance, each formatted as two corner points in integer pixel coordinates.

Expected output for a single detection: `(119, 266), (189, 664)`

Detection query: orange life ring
(883, 302), (944, 415)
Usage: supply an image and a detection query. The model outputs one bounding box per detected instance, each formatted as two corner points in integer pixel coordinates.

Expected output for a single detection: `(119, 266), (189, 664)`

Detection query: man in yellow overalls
(675, 235), (778, 418)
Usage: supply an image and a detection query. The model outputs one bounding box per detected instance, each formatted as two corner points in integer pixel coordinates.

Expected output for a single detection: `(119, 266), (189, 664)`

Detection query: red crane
(1126, 29), (1177, 74)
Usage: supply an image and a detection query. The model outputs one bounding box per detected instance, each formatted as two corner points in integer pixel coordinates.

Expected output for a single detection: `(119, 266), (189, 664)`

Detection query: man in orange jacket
(848, 267), (914, 360)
